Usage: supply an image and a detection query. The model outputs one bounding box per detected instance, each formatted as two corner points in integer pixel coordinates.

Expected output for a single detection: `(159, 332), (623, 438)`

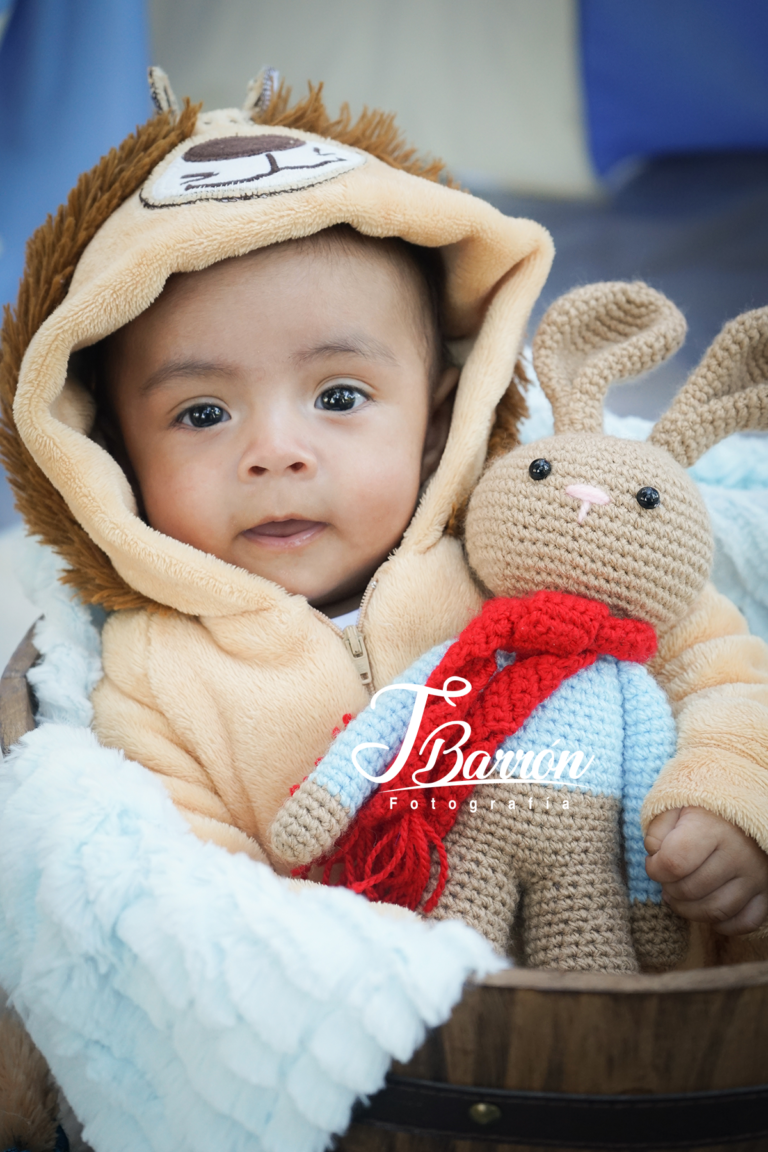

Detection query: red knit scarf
(306, 591), (656, 912)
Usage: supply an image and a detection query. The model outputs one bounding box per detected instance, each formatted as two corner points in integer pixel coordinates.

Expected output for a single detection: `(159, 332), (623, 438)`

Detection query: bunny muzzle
(564, 482), (612, 523)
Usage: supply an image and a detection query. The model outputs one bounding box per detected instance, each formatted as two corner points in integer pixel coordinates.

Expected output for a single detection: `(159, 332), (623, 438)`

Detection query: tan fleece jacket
(5, 93), (768, 917)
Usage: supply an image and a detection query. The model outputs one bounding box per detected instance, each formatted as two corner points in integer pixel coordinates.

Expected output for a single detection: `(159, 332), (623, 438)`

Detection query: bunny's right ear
(649, 306), (768, 467)
(532, 281), (687, 435)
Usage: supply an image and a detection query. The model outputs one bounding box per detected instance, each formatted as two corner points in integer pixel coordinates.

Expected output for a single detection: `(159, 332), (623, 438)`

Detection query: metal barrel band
(352, 1076), (768, 1148)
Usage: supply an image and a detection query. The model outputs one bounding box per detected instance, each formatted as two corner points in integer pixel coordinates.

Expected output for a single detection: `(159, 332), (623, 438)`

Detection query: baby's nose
(564, 483), (611, 524)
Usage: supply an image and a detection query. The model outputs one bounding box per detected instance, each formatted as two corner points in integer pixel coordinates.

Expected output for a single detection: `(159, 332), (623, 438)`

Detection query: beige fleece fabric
(644, 583), (768, 851)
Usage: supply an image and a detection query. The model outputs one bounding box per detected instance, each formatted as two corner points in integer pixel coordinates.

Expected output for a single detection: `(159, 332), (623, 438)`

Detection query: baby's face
(107, 238), (453, 606)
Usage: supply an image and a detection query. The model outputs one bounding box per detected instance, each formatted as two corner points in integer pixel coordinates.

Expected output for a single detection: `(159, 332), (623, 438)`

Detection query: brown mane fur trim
(0, 83), (519, 611)
(0, 101), (200, 611)
(255, 80), (456, 186)
(445, 362), (528, 538)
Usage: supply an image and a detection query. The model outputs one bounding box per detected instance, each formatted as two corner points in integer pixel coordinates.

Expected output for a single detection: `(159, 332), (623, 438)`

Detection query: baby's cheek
(348, 454), (422, 543)
(140, 459), (229, 554)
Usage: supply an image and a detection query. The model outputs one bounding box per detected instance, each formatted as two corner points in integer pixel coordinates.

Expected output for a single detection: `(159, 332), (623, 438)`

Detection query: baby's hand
(644, 807), (768, 935)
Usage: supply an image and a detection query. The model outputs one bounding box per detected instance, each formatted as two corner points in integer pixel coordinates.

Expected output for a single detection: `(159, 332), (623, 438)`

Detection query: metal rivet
(469, 1101), (502, 1125)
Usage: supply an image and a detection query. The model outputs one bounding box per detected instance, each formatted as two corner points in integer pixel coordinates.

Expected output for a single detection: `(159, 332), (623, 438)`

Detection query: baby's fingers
(644, 808), (681, 856)
(645, 832), (715, 885)
(657, 848), (737, 903)
(664, 877), (768, 932)
(644, 808), (721, 883)
(711, 892), (768, 936)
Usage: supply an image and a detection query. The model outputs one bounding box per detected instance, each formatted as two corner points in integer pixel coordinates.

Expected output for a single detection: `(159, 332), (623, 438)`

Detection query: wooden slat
(479, 956), (768, 994)
(395, 977), (768, 1094)
(0, 622), (39, 755)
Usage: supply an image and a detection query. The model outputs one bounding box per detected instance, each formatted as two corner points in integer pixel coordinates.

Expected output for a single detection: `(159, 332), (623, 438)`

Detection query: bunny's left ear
(532, 281), (687, 435)
(650, 306), (768, 467)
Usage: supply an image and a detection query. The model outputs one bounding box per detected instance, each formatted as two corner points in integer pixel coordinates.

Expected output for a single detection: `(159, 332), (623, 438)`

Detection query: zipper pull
(342, 624), (373, 688)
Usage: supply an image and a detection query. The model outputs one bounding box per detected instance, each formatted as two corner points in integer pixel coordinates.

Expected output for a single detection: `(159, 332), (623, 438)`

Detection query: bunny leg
(517, 786), (639, 973)
(630, 899), (689, 971)
(428, 798), (520, 956)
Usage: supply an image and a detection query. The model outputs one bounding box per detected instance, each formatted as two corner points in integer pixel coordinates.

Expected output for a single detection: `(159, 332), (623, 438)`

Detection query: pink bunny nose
(565, 483), (611, 524)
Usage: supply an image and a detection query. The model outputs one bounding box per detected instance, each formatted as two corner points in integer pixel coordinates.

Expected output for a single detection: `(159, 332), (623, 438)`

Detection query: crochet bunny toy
(270, 281), (768, 973)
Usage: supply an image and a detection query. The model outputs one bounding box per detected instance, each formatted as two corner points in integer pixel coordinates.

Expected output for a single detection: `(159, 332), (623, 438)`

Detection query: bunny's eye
(529, 459), (552, 481)
(636, 486), (661, 509)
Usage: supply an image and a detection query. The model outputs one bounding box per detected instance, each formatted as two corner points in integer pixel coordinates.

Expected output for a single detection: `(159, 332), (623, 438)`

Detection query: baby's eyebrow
(140, 358), (238, 395)
(293, 334), (399, 366)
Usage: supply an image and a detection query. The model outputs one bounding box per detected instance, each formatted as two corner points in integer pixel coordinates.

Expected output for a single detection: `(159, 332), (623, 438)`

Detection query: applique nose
(565, 483), (611, 523)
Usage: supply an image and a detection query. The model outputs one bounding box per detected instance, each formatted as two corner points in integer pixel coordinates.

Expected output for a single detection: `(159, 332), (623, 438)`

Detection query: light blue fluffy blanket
(0, 379), (765, 1152)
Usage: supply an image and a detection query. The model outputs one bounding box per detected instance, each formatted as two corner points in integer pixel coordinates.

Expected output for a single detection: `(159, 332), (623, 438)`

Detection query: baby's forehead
(140, 226), (442, 366)
(195, 226), (435, 296)
(102, 227), (440, 381)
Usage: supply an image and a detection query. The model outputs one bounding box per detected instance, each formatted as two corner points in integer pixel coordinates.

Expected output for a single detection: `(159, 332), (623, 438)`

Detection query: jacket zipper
(341, 575), (376, 691)
(341, 624), (372, 689)
(312, 576), (377, 694)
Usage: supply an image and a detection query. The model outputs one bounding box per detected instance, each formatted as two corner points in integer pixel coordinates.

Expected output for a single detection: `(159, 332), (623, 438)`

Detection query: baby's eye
(316, 384), (368, 412)
(179, 403), (229, 428)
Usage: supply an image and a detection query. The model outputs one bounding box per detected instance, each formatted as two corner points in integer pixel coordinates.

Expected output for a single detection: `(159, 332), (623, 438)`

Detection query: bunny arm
(269, 641), (452, 866)
(618, 660), (677, 905)
(641, 582), (768, 939)
(618, 660), (690, 969)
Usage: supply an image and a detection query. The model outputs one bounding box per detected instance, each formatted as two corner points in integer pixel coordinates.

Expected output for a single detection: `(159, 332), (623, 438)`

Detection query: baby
(7, 82), (768, 953)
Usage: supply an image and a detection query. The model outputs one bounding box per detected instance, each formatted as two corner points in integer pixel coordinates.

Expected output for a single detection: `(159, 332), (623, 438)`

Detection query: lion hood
(1, 72), (554, 618)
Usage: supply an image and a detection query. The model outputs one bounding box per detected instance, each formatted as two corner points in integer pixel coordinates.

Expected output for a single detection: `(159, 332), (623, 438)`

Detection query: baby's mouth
(241, 518), (327, 549)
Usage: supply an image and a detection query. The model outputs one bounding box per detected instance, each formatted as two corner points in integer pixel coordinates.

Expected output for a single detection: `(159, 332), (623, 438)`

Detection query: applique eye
(182, 404), (228, 428)
(316, 385), (367, 412)
(636, 486), (661, 509)
(528, 458), (552, 481)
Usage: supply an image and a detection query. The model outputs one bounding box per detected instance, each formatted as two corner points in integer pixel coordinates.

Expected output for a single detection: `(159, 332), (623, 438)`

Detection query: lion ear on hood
(148, 66), (179, 118)
(243, 67), (281, 118)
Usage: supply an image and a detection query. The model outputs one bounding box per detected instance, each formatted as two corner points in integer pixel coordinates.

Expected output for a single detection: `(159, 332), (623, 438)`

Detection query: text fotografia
(351, 678), (594, 794)
(386, 793), (571, 812)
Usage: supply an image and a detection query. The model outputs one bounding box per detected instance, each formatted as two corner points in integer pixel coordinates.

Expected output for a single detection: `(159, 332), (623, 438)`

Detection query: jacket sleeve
(641, 582), (768, 855)
(92, 610), (272, 867)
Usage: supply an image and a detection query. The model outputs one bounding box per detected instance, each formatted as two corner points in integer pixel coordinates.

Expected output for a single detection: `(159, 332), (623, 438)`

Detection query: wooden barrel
(0, 623), (37, 755)
(340, 963), (768, 1151)
(3, 626), (767, 1151)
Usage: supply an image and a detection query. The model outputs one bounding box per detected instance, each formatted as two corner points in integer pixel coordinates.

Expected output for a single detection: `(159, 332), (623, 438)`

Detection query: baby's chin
(216, 527), (372, 606)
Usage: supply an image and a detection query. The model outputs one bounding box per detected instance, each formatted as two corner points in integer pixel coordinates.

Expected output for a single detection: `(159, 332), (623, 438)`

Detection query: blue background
(580, 0), (768, 175)
(0, 0), (150, 312)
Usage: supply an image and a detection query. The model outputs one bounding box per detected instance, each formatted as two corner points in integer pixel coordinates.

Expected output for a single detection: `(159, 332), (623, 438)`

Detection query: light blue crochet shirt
(308, 640), (674, 906)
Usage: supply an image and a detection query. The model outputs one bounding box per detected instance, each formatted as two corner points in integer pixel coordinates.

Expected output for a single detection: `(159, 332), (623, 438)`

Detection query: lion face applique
(141, 130), (365, 207)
